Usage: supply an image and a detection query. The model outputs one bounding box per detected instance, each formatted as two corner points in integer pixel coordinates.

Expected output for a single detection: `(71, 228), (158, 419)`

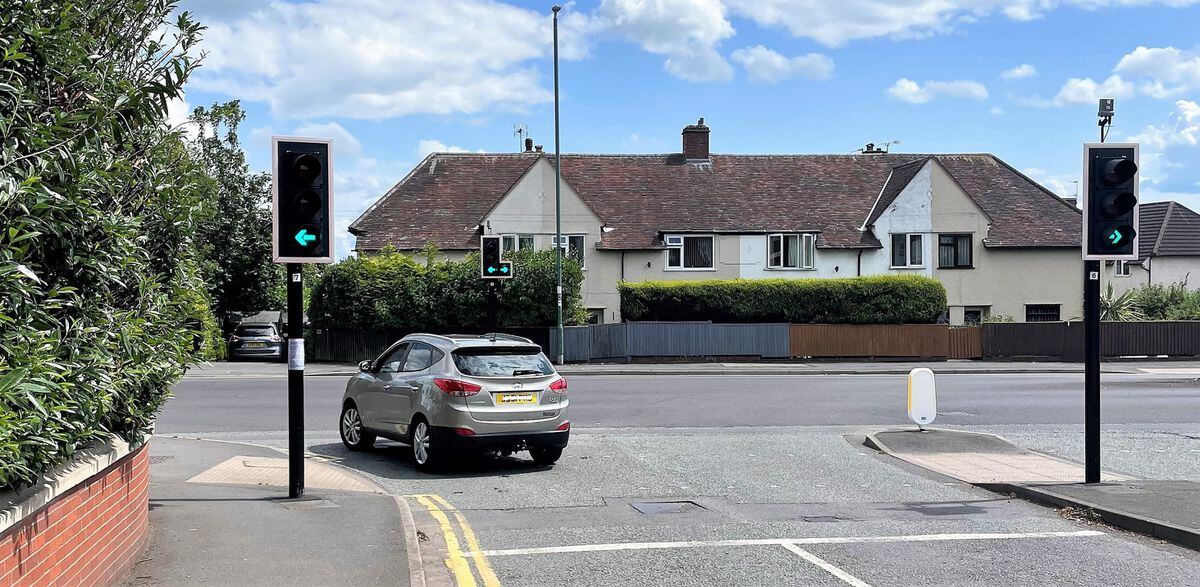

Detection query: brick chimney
(682, 118), (710, 162)
(524, 138), (534, 152)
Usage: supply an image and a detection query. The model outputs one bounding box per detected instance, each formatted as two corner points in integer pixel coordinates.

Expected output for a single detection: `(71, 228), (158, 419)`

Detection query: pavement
(867, 428), (1200, 552)
(184, 359), (1200, 379)
(123, 436), (415, 587)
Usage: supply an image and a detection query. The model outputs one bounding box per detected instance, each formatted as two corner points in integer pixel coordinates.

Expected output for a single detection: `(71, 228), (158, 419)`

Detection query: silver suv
(339, 333), (569, 470)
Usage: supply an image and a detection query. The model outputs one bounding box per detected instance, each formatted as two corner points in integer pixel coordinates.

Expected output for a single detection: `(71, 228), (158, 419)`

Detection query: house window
(1115, 260), (1131, 277)
(938, 234), (973, 269)
(502, 234), (535, 253)
(963, 306), (988, 325)
(767, 234), (815, 269)
(551, 235), (585, 268)
(1026, 304), (1061, 322)
(665, 235), (714, 270)
(890, 233), (924, 268)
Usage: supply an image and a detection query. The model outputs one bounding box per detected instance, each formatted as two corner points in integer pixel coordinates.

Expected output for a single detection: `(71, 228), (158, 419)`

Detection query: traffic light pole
(286, 263), (305, 498)
(1084, 260), (1101, 484)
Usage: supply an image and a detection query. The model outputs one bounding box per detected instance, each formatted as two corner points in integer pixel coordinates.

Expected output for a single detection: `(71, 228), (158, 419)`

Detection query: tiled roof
(351, 151), (1082, 251)
(1140, 201), (1200, 258)
(864, 158), (929, 228)
(350, 154), (539, 251)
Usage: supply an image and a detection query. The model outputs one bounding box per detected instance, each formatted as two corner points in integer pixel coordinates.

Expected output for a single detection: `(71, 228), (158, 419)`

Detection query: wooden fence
(309, 321), (1199, 363)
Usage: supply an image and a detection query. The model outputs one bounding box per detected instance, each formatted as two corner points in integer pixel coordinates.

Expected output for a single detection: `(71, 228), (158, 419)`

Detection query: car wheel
(530, 447), (562, 466)
(340, 403), (375, 451)
(410, 419), (442, 471)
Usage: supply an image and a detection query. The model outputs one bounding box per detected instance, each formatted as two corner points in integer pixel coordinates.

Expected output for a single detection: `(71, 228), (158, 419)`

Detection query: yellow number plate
(496, 393), (536, 405)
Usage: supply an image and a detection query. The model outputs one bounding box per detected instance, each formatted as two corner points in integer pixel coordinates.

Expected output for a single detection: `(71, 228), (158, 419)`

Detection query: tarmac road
(160, 367), (1200, 586)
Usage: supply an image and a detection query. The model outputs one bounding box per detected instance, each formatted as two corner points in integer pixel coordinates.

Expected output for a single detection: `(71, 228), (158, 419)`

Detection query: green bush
(0, 2), (203, 490)
(1134, 282), (1192, 320)
(620, 275), (947, 324)
(309, 247), (587, 330)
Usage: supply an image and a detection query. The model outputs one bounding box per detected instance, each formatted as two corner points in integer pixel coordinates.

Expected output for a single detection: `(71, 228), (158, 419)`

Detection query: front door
(362, 343), (409, 430)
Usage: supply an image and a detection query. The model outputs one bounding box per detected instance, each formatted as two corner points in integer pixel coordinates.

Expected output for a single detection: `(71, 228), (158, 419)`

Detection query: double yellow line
(410, 494), (500, 587)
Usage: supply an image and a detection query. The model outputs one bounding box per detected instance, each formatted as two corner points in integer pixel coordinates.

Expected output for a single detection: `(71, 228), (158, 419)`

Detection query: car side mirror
(358, 360), (372, 373)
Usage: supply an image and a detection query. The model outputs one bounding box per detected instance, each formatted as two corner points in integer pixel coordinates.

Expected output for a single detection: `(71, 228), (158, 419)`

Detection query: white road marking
(466, 530), (1105, 557)
(782, 543), (872, 587)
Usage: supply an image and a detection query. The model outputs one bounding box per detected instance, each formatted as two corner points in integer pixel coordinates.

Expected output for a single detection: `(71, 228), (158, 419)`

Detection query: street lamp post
(552, 4), (564, 364)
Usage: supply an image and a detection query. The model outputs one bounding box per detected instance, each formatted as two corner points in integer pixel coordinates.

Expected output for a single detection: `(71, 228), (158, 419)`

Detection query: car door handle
(407, 383), (422, 391)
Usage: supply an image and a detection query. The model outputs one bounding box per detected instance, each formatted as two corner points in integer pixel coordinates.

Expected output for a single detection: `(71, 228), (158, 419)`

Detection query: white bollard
(907, 368), (937, 431)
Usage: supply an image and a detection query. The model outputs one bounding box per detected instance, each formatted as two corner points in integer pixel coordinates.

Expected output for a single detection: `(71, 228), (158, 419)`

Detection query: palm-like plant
(1101, 283), (1145, 321)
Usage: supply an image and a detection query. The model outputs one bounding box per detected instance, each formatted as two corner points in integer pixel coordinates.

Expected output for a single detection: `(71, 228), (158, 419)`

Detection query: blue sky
(175, 0), (1200, 258)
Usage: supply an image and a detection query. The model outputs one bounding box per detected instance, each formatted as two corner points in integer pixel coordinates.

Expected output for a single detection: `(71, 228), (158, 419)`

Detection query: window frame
(1025, 304), (1061, 323)
(551, 234), (586, 269)
(665, 234), (716, 270)
(1115, 260), (1131, 277)
(767, 233), (816, 270)
(400, 342), (441, 372)
(938, 233), (974, 269)
(501, 234), (535, 254)
(890, 233), (925, 269)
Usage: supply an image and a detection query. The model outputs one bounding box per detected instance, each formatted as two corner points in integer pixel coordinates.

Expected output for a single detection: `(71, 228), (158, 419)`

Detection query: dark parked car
(228, 323), (284, 361)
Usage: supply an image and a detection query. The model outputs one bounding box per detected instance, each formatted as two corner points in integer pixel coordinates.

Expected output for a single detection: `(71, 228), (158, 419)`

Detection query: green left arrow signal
(294, 228), (317, 246)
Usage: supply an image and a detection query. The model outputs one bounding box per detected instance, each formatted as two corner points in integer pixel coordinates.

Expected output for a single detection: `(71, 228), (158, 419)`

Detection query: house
(350, 120), (1083, 324)
(1105, 200), (1200, 295)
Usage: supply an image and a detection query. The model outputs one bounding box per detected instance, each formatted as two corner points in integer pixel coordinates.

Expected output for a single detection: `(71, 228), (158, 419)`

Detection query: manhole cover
(148, 456), (173, 464)
(630, 500), (706, 515)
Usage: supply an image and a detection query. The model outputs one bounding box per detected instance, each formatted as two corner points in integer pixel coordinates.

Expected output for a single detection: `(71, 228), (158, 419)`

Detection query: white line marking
(782, 543), (872, 587)
(465, 530), (1105, 558)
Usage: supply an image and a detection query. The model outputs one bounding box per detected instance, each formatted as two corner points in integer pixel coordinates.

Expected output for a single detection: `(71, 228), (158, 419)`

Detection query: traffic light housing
(1083, 143), (1138, 261)
(480, 235), (513, 279)
(273, 137), (334, 263)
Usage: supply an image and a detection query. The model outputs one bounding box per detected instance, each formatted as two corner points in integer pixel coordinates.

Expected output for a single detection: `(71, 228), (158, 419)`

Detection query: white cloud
(1051, 75), (1135, 106)
(596, 0), (735, 82)
(989, 106), (1005, 115)
(1123, 100), (1200, 203)
(1114, 46), (1200, 88)
(293, 122), (363, 158)
(730, 45), (833, 83)
(886, 78), (988, 104)
(1001, 64), (1037, 79)
(722, 0), (1200, 47)
(193, 0), (566, 119)
(417, 139), (485, 158)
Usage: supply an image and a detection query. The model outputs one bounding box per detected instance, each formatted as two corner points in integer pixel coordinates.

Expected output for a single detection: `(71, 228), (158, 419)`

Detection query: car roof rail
(407, 333), (456, 344)
(481, 332), (534, 344)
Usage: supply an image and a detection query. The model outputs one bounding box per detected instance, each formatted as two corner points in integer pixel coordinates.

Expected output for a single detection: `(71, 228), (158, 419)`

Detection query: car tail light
(434, 378), (482, 397)
(453, 427), (476, 436)
(556, 421), (570, 431)
(549, 377), (568, 394)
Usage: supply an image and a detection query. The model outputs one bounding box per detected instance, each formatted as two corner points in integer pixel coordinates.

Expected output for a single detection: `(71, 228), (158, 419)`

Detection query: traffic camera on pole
(480, 235), (513, 279)
(1082, 143), (1138, 261)
(273, 137), (334, 263)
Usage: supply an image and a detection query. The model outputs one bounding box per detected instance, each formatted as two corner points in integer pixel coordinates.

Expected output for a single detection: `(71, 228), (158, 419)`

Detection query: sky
(175, 0), (1200, 259)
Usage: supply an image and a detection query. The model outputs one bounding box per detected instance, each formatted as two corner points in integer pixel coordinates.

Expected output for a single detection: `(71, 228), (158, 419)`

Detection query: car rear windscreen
(452, 347), (554, 377)
(237, 326), (274, 337)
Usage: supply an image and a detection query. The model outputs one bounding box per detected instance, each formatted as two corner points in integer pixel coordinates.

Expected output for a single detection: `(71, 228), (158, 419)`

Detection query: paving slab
(868, 427), (1200, 552)
(867, 429), (1129, 483)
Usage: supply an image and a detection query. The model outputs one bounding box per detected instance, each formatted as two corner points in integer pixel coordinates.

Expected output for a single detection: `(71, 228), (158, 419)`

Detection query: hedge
(620, 275), (947, 324)
(0, 3), (204, 490)
(309, 247), (587, 331)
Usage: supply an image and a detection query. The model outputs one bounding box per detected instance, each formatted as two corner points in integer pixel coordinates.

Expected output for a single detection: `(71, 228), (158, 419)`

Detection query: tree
(188, 101), (279, 321)
(0, 0), (204, 489)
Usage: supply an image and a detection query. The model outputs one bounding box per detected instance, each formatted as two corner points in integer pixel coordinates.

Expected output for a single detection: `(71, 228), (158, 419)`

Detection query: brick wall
(0, 444), (149, 586)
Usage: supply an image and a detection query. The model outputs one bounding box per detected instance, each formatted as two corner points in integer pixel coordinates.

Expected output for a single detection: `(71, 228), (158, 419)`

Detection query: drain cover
(148, 455), (173, 464)
(630, 500), (706, 515)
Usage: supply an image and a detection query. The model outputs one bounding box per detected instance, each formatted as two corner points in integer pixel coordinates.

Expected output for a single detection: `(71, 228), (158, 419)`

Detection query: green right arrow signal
(1108, 229), (1123, 245)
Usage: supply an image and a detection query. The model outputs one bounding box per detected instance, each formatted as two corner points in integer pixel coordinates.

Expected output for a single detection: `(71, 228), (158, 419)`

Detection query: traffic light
(480, 235), (513, 279)
(1083, 143), (1138, 260)
(273, 138), (334, 263)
